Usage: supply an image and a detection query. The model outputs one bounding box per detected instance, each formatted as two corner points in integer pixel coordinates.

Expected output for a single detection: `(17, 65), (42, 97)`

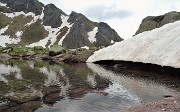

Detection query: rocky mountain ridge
(136, 11), (180, 35)
(0, 0), (123, 49)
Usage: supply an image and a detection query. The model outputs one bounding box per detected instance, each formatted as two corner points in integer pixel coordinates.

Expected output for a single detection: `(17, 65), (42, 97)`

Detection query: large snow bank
(87, 21), (180, 68)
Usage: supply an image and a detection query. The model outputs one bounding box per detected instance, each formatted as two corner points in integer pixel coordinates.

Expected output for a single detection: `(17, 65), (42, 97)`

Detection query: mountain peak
(0, 0), (123, 48)
(0, 0), (44, 15)
(43, 3), (67, 28)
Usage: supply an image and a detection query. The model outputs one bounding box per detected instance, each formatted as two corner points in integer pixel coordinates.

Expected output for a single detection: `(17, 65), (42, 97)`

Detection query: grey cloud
(84, 5), (134, 21)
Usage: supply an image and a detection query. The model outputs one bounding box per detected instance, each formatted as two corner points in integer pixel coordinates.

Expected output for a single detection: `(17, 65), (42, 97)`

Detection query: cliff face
(135, 11), (180, 35)
(0, 0), (123, 48)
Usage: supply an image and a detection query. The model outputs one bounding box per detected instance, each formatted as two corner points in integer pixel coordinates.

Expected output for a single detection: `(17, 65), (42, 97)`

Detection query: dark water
(0, 60), (179, 112)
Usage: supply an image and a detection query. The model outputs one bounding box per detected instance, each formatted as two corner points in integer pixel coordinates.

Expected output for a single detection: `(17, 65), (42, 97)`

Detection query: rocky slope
(0, 0), (123, 49)
(135, 11), (180, 35)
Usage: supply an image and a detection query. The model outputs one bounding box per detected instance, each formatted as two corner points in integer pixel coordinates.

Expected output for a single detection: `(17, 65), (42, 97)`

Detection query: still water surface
(0, 60), (179, 112)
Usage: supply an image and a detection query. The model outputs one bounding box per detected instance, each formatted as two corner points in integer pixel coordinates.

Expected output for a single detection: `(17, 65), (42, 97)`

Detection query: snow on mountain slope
(0, 2), (7, 7)
(0, 26), (21, 46)
(0, 10), (72, 48)
(87, 20), (180, 68)
(26, 7), (44, 26)
(88, 27), (98, 43)
(28, 15), (73, 48)
(58, 16), (73, 46)
(0, 0), (122, 48)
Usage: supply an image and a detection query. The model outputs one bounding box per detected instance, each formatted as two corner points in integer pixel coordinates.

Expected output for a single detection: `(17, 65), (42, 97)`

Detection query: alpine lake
(0, 60), (179, 112)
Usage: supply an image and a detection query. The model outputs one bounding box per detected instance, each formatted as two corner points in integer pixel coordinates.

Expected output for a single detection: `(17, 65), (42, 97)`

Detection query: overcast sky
(39, 0), (180, 39)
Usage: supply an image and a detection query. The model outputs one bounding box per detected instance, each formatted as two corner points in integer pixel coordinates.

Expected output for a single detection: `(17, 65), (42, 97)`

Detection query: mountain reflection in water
(0, 60), (179, 112)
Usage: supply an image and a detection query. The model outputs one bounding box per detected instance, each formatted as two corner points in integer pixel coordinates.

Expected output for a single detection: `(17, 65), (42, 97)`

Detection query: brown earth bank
(122, 96), (180, 112)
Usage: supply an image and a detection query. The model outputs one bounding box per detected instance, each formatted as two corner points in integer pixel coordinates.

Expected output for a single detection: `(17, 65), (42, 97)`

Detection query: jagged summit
(0, 0), (44, 15)
(0, 0), (123, 48)
(43, 3), (67, 28)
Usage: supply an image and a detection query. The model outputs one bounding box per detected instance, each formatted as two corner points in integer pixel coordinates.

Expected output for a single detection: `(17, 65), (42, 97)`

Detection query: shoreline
(122, 96), (180, 112)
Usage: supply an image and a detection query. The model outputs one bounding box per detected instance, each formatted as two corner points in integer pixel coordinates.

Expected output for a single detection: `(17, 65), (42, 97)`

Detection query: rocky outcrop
(49, 45), (66, 56)
(95, 22), (122, 47)
(43, 4), (67, 28)
(0, 0), (44, 15)
(135, 11), (180, 35)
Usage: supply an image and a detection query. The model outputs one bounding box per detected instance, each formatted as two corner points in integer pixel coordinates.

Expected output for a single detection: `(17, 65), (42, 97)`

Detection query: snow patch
(87, 20), (180, 68)
(81, 46), (89, 50)
(4, 11), (35, 18)
(111, 40), (114, 44)
(0, 2), (7, 7)
(0, 36), (21, 47)
(27, 26), (62, 48)
(0, 26), (8, 35)
(3, 8), (44, 26)
(28, 15), (73, 48)
(88, 27), (98, 43)
(26, 7), (44, 26)
(0, 26), (21, 46)
(15, 31), (23, 37)
(58, 16), (73, 46)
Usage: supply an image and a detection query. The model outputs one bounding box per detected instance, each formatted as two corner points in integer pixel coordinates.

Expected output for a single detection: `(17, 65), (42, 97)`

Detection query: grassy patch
(21, 19), (48, 45)
(0, 13), (11, 29)
(4, 15), (33, 37)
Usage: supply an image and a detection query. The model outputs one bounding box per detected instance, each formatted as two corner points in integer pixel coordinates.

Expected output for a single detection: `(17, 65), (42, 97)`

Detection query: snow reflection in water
(0, 60), (179, 112)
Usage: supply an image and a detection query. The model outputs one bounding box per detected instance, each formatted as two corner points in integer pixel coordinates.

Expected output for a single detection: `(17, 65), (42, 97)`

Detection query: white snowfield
(87, 20), (180, 68)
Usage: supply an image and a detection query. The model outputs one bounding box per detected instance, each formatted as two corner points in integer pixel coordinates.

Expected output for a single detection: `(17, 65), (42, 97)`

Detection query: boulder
(26, 50), (36, 56)
(34, 46), (44, 51)
(49, 45), (66, 56)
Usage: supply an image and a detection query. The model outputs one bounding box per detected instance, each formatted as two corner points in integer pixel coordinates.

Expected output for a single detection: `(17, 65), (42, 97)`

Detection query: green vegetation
(21, 19), (48, 45)
(2, 46), (48, 57)
(49, 45), (66, 56)
(0, 13), (11, 29)
(4, 15), (33, 37)
(0, 45), (98, 63)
